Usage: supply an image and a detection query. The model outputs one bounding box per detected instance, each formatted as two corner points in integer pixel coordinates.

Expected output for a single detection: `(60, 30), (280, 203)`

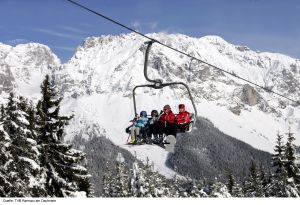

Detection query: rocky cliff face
(0, 42), (60, 101)
(241, 84), (260, 106)
(0, 64), (14, 94)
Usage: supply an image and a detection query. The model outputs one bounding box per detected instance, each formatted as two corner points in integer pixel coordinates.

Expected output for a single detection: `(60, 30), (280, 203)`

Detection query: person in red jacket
(175, 104), (191, 132)
(159, 104), (176, 136)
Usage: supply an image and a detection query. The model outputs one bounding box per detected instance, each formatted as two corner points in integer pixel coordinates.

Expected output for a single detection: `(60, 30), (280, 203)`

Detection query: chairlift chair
(132, 41), (198, 133)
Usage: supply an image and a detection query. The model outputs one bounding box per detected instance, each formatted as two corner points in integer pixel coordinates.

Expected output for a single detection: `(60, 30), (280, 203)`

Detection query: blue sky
(1, 0), (300, 62)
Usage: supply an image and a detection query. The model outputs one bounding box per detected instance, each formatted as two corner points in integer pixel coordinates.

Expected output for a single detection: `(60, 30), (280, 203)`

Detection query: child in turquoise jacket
(130, 111), (148, 143)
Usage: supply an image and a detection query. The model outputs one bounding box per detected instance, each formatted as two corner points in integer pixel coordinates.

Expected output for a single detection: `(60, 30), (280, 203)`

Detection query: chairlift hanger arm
(144, 41), (163, 85)
(133, 84), (155, 117)
(133, 83), (170, 117)
(133, 40), (198, 124)
(133, 41), (198, 122)
(161, 82), (198, 120)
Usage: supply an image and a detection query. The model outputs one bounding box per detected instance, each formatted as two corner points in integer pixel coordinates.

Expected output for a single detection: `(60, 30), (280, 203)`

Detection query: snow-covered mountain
(0, 42), (60, 100)
(1, 33), (299, 177)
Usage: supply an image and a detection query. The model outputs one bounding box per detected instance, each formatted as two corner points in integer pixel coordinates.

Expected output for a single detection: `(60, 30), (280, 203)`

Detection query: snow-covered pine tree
(103, 157), (172, 197)
(130, 162), (146, 197)
(27, 103), (37, 140)
(171, 174), (189, 197)
(151, 167), (171, 197)
(141, 158), (155, 197)
(283, 128), (300, 196)
(168, 168), (181, 197)
(102, 174), (109, 196)
(1, 93), (43, 197)
(0, 104), (4, 121)
(112, 153), (130, 197)
(269, 169), (289, 197)
(227, 173), (235, 195)
(17, 96), (46, 197)
(129, 161), (167, 197)
(0, 135), (10, 197)
(210, 178), (231, 197)
(36, 75), (93, 197)
(102, 163), (114, 197)
(268, 132), (286, 196)
(186, 179), (207, 197)
(267, 131), (297, 197)
(244, 161), (264, 197)
(227, 173), (243, 197)
(284, 129), (300, 181)
(273, 132), (285, 175)
(18, 97), (36, 138)
(271, 163), (299, 197)
(140, 158), (170, 197)
(0, 103), (13, 197)
(265, 169), (273, 193)
(259, 164), (271, 197)
(241, 178), (247, 196)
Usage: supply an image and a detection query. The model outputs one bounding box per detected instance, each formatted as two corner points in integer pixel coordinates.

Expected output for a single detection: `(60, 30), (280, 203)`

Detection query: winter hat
(151, 110), (158, 116)
(140, 111), (147, 117)
(179, 104), (185, 109)
(163, 105), (171, 110)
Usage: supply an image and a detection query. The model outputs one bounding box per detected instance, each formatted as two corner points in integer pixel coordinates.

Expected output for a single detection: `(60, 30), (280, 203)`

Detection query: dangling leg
(135, 126), (141, 142)
(165, 123), (177, 137)
(153, 122), (160, 142)
(148, 124), (154, 141)
(158, 123), (166, 143)
(130, 126), (138, 144)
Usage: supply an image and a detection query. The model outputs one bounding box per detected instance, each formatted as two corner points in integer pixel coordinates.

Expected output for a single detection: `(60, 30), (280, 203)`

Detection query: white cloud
(33, 28), (84, 40)
(150, 22), (158, 30)
(52, 46), (75, 52)
(131, 21), (158, 31)
(59, 26), (86, 34)
(5, 39), (31, 45)
(132, 21), (141, 29)
(158, 27), (184, 34)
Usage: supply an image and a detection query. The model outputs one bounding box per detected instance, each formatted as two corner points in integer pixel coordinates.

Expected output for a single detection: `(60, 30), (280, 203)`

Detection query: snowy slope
(1, 33), (300, 177)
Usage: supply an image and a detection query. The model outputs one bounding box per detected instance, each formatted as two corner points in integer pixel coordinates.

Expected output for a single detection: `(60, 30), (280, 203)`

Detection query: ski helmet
(179, 104), (185, 109)
(151, 110), (158, 116)
(140, 111), (147, 117)
(163, 105), (171, 111)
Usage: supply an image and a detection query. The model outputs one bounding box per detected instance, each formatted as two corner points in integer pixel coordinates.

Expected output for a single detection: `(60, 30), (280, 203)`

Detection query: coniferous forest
(0, 75), (300, 197)
(102, 130), (300, 197)
(0, 75), (93, 197)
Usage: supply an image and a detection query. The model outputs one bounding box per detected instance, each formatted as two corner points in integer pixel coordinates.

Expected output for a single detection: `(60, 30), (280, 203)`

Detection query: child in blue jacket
(130, 111), (148, 143)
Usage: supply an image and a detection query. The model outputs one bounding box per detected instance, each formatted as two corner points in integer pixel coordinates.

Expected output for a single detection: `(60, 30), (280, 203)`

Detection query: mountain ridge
(0, 32), (299, 177)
